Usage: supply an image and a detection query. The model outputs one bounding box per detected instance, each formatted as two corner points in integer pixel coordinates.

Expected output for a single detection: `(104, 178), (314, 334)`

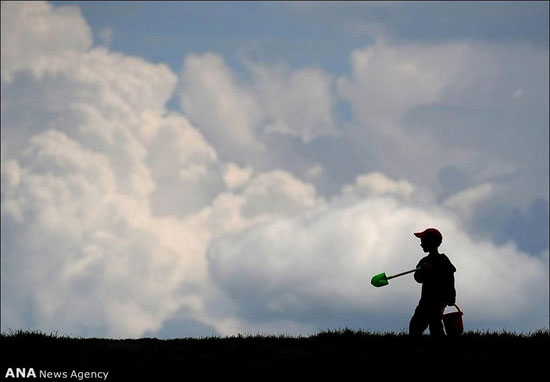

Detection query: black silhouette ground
(1, 329), (548, 379)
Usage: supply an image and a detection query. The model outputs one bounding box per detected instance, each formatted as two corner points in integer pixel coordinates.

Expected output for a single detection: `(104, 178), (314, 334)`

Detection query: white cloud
(443, 183), (494, 220)
(223, 163), (252, 190)
(139, 110), (224, 217)
(179, 53), (262, 150)
(148, 112), (218, 185)
(1, 1), (92, 81)
(199, 168), (323, 238)
(337, 40), (470, 126)
(241, 170), (323, 218)
(0, 2), (212, 337)
(1, 127), (203, 337)
(0, 2), (332, 336)
(179, 54), (338, 157)
(341, 172), (416, 201)
(250, 63), (336, 142)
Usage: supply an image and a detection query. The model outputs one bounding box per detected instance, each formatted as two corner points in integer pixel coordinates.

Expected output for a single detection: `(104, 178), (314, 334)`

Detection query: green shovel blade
(371, 272), (389, 287)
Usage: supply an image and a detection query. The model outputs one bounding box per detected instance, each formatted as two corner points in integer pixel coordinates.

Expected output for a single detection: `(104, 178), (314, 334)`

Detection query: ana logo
(5, 368), (36, 378)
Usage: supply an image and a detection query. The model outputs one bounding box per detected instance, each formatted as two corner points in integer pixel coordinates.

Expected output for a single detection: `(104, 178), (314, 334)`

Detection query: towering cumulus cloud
(2, 2), (548, 337)
(1, 1), (207, 337)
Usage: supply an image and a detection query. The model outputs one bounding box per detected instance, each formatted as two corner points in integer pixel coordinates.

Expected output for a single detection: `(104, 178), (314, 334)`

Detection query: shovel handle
(387, 267), (421, 280)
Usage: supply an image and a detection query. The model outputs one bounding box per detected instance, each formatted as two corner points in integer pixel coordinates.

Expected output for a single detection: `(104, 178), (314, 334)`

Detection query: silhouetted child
(409, 228), (456, 337)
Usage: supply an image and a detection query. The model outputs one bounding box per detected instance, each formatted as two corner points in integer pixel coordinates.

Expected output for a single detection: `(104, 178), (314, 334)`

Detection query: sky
(1, 1), (548, 338)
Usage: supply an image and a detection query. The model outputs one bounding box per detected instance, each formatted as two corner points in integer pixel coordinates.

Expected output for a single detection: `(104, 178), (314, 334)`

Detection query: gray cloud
(473, 198), (549, 256)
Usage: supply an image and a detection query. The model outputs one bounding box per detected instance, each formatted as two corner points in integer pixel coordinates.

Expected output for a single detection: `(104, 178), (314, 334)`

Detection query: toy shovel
(371, 267), (420, 287)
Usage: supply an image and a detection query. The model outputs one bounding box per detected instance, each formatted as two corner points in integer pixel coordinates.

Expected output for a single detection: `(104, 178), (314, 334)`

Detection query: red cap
(414, 228), (442, 243)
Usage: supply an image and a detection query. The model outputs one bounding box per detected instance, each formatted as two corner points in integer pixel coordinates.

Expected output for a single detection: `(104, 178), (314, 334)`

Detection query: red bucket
(442, 304), (464, 336)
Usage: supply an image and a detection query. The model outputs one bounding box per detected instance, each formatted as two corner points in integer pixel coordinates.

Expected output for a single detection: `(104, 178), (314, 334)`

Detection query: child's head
(414, 228), (442, 253)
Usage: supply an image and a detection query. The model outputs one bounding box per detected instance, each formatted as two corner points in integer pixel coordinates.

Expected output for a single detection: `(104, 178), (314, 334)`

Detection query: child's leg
(409, 305), (429, 336)
(428, 304), (446, 336)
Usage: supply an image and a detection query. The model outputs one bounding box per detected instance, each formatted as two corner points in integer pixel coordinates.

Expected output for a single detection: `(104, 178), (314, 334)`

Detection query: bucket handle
(446, 304), (462, 314)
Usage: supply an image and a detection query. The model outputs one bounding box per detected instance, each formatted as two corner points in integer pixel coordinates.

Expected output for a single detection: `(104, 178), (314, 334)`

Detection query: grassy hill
(1, 329), (548, 378)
